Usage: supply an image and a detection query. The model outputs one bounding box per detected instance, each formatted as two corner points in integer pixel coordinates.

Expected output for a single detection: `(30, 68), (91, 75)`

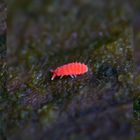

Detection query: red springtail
(51, 62), (88, 80)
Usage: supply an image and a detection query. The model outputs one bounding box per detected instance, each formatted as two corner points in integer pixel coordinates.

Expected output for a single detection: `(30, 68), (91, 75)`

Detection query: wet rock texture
(0, 0), (140, 140)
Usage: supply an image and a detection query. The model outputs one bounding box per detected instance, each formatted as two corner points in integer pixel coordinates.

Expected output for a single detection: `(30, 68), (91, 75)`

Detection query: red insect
(51, 62), (88, 80)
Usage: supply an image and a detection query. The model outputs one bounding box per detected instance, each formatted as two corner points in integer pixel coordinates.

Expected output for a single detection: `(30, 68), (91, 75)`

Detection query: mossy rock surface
(1, 0), (140, 140)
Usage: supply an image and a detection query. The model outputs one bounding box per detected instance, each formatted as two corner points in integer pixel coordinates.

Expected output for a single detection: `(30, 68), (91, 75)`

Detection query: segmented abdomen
(56, 62), (88, 76)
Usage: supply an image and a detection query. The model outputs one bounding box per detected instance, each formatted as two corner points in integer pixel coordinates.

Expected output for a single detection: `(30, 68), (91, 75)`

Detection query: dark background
(0, 0), (140, 140)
